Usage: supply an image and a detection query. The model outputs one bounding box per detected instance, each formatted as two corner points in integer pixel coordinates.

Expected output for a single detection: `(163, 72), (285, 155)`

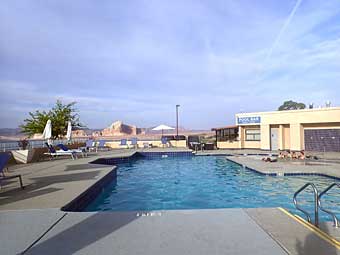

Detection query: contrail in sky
(256, 0), (303, 79)
(264, 0), (303, 64)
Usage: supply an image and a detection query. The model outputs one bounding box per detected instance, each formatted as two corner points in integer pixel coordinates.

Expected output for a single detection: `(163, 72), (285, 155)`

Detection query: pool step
(245, 208), (340, 255)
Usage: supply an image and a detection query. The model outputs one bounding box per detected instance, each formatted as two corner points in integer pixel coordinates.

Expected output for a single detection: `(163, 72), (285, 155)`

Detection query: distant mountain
(100, 121), (144, 136)
(80, 128), (102, 136)
(0, 128), (23, 136)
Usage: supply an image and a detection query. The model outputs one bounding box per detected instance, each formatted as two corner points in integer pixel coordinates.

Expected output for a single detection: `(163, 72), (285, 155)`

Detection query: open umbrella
(42, 119), (52, 145)
(66, 121), (72, 143)
(152, 124), (175, 136)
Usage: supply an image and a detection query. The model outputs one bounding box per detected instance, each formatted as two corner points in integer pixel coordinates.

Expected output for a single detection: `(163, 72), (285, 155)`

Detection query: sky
(0, 0), (340, 129)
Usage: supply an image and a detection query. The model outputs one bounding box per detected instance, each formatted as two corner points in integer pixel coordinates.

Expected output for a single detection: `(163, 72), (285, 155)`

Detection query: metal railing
(293, 182), (319, 227)
(0, 138), (89, 152)
(318, 183), (340, 228)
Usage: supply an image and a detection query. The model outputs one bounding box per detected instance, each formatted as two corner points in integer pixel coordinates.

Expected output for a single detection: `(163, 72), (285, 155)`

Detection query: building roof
(236, 106), (340, 117)
(211, 125), (238, 131)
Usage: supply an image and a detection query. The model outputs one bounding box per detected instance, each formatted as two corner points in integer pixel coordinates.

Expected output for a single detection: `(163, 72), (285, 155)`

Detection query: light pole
(176, 104), (180, 139)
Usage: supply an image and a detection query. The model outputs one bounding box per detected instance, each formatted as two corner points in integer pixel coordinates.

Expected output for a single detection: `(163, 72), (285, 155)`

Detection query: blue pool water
(86, 156), (340, 222)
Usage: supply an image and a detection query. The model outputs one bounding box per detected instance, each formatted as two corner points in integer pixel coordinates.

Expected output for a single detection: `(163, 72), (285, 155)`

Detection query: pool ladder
(318, 183), (340, 228)
(293, 182), (340, 228)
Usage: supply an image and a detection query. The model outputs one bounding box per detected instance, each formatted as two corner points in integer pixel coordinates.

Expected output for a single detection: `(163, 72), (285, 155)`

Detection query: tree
(278, 100), (306, 111)
(20, 100), (84, 139)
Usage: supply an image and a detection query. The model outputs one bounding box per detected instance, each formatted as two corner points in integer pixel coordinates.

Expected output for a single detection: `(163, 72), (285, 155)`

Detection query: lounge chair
(44, 143), (77, 160)
(0, 153), (24, 189)
(85, 139), (97, 152)
(188, 135), (201, 151)
(161, 137), (169, 147)
(57, 144), (86, 158)
(143, 142), (150, 148)
(131, 138), (138, 149)
(120, 139), (128, 149)
(96, 140), (110, 151)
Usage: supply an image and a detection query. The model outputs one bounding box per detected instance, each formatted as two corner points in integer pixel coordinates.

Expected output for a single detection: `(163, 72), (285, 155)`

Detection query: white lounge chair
(57, 144), (86, 158)
(44, 143), (77, 160)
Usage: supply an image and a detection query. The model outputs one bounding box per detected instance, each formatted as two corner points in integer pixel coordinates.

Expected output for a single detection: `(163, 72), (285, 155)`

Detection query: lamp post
(176, 104), (180, 139)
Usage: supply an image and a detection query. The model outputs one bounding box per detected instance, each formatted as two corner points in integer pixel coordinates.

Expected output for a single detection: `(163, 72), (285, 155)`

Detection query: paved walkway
(1, 208), (339, 255)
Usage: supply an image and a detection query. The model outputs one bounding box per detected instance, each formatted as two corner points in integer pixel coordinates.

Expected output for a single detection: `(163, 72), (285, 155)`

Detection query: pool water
(85, 156), (340, 222)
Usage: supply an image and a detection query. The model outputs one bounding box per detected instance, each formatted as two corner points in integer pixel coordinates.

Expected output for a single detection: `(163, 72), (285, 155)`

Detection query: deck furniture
(96, 140), (110, 151)
(201, 142), (215, 151)
(0, 153), (24, 189)
(131, 138), (138, 149)
(57, 144), (86, 157)
(188, 135), (202, 151)
(120, 139), (129, 149)
(161, 137), (169, 147)
(44, 143), (77, 160)
(85, 139), (97, 152)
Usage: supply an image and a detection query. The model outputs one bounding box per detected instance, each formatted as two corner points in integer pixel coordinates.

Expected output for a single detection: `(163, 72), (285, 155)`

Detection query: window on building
(216, 128), (239, 142)
(245, 129), (261, 141)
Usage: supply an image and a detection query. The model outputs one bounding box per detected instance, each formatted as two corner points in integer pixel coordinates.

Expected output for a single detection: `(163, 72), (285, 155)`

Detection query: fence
(0, 138), (89, 152)
(0, 137), (186, 152)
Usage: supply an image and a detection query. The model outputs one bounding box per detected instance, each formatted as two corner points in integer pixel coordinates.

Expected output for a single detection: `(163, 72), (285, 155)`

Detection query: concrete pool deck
(1, 148), (340, 254)
(0, 152), (117, 210)
(226, 155), (340, 178)
(1, 207), (340, 255)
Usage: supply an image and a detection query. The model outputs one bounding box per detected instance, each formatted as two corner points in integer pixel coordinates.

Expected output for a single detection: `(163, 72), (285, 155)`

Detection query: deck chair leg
(18, 175), (24, 189)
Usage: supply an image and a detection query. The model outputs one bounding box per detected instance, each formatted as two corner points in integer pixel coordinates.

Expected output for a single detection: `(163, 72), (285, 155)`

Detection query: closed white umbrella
(152, 124), (175, 136)
(42, 119), (52, 145)
(66, 121), (72, 142)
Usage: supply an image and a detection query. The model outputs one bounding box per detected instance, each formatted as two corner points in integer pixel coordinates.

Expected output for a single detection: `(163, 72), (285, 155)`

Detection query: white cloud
(1, 0), (340, 129)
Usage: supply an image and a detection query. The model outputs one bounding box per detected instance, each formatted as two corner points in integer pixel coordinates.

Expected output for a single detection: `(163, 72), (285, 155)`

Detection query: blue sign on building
(237, 116), (261, 124)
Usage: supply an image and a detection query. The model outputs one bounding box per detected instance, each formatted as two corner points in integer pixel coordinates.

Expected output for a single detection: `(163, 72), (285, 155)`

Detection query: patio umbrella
(152, 124), (175, 136)
(42, 119), (52, 145)
(66, 121), (72, 142)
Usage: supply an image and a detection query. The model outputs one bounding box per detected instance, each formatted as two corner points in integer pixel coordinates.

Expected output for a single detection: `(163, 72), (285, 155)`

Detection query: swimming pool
(85, 156), (340, 222)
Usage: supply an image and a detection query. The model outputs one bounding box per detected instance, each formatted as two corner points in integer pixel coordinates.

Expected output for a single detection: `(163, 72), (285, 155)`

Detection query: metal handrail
(293, 183), (319, 226)
(318, 183), (340, 228)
